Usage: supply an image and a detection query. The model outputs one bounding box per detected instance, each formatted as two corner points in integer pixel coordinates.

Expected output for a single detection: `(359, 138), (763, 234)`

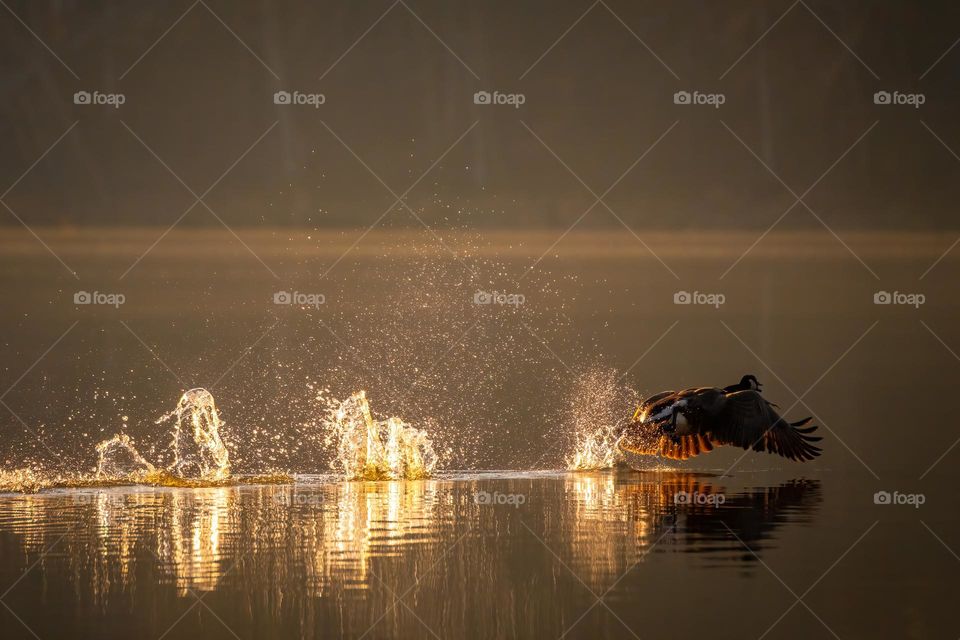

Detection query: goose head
(724, 374), (762, 393)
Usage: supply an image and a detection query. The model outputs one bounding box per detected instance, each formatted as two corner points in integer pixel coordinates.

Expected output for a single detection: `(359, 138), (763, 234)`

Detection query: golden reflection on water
(0, 479), (456, 601)
(562, 471), (821, 589)
(0, 471), (820, 634)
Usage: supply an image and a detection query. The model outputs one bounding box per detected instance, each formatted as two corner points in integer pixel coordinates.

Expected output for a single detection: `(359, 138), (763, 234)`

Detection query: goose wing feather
(636, 390), (676, 416)
(623, 387), (723, 460)
(711, 391), (822, 461)
(619, 432), (714, 461)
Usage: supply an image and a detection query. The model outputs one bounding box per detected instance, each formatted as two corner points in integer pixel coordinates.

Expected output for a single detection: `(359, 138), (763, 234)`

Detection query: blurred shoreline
(0, 227), (956, 260)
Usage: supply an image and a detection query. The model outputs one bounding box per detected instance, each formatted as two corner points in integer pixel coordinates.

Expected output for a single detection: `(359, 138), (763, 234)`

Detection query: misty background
(2, 0), (959, 230)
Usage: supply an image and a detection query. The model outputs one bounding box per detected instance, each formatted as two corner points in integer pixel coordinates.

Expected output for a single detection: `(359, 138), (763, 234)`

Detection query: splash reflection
(0, 472), (820, 638)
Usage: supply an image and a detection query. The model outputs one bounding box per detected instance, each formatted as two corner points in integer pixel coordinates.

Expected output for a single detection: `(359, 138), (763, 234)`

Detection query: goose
(620, 378), (822, 462)
(629, 375), (762, 422)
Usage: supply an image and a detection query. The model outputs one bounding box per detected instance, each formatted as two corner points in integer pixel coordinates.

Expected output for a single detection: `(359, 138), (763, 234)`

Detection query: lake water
(1, 228), (958, 638)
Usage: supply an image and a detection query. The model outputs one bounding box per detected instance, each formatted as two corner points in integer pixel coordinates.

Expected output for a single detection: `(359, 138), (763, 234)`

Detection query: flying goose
(629, 374), (762, 422)
(620, 377), (822, 462)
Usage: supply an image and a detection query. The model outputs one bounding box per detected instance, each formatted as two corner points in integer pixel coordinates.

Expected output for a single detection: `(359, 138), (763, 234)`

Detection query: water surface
(1, 229), (958, 638)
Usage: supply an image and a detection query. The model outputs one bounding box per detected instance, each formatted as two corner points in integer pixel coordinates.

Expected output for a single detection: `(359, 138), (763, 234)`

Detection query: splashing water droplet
(2, 389), (295, 493)
(158, 388), (231, 481)
(566, 368), (640, 471)
(0, 468), (42, 493)
(322, 391), (438, 480)
(95, 434), (155, 479)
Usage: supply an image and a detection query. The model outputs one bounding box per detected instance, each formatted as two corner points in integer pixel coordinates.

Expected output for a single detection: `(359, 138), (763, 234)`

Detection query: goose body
(620, 377), (822, 462)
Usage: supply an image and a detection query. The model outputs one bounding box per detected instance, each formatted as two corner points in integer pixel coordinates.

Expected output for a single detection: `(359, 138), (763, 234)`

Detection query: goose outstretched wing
(711, 391), (822, 461)
(633, 390), (675, 419)
(620, 415), (718, 461)
(619, 430), (717, 460)
(623, 388), (723, 460)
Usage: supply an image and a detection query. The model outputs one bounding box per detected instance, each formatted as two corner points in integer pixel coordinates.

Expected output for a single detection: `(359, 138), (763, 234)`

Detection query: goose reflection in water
(615, 472), (820, 551)
(0, 472), (820, 639)
(0, 472), (819, 593)
(561, 472), (821, 585)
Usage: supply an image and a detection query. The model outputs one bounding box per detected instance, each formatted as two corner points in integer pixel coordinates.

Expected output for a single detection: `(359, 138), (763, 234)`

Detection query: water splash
(3, 385), (439, 492)
(159, 388), (231, 481)
(322, 391), (439, 480)
(95, 434), (155, 479)
(0, 389), (292, 493)
(0, 469), (43, 493)
(565, 368), (640, 470)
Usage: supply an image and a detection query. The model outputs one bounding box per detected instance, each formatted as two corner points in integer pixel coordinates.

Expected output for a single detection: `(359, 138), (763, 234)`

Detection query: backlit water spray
(321, 391), (439, 480)
(158, 388), (231, 481)
(1, 389), (240, 492)
(95, 434), (155, 479)
(566, 368), (640, 471)
(95, 388), (231, 484)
